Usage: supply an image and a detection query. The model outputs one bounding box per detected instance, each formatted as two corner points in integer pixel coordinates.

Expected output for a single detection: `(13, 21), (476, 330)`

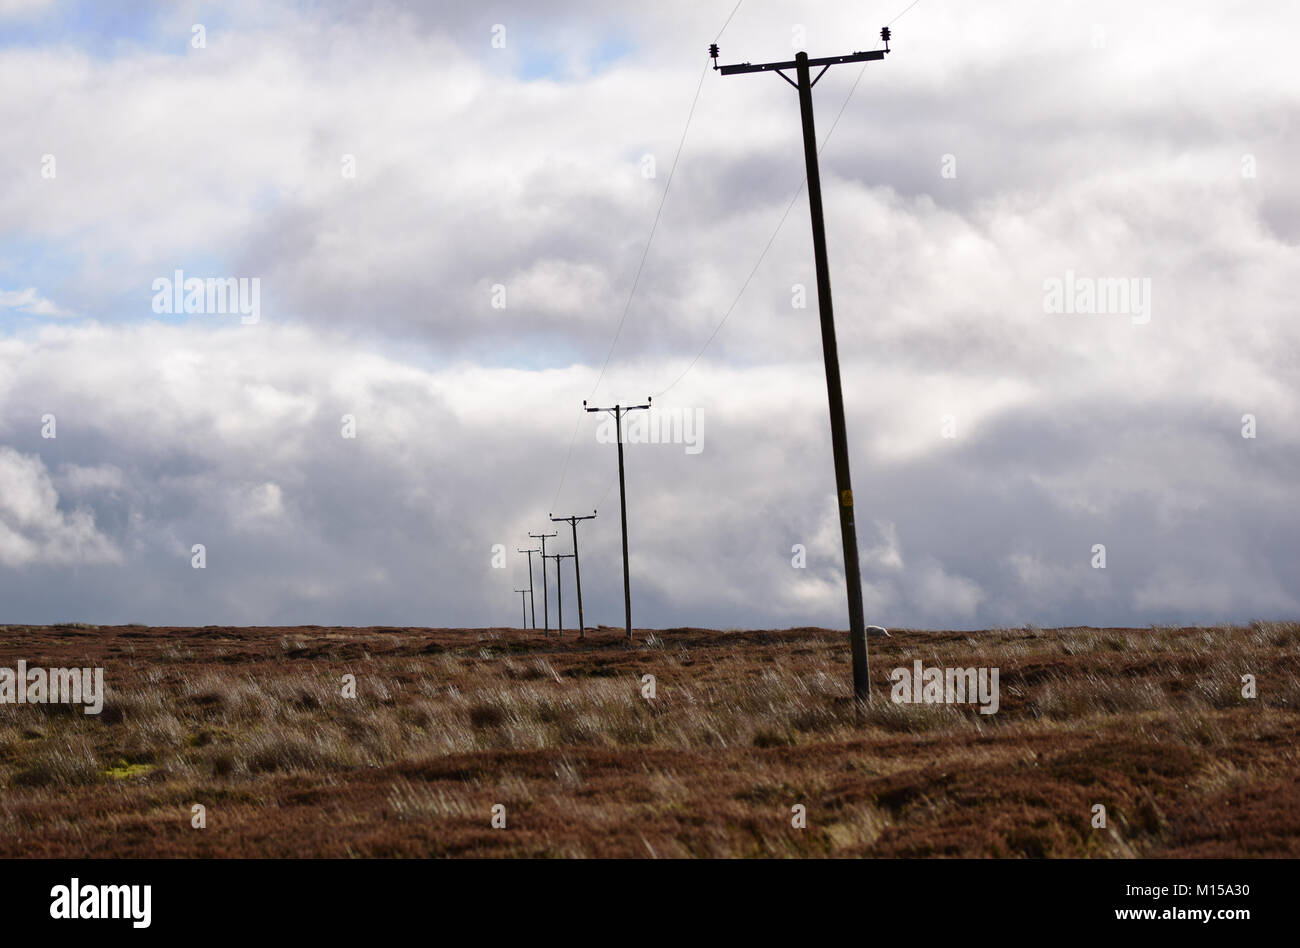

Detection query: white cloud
(0, 448), (121, 566)
(0, 287), (70, 317)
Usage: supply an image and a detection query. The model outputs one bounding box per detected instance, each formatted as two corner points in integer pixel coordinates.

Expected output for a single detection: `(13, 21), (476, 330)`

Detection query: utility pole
(544, 552), (575, 636)
(517, 547), (540, 629)
(550, 510), (596, 638)
(514, 589), (529, 629)
(584, 398), (652, 640)
(711, 29), (893, 702)
(528, 531), (557, 635)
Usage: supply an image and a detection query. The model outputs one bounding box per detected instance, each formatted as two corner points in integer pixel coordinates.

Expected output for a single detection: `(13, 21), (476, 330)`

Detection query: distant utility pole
(550, 510), (597, 638)
(584, 398), (652, 640)
(517, 546), (540, 629)
(528, 531), (558, 635)
(513, 589), (529, 629)
(711, 29), (893, 702)
(544, 552), (575, 636)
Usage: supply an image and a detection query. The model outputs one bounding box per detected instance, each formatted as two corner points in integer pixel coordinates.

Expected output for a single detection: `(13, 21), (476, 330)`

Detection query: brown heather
(0, 622), (1296, 857)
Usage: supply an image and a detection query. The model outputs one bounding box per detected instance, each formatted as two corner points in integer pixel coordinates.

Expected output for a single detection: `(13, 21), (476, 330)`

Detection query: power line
(888, 0), (924, 26)
(548, 2), (748, 513)
(548, 406), (586, 511)
(656, 183), (802, 398)
(653, 60), (873, 398)
(553, 1), (920, 522)
(589, 59), (709, 401)
(597, 467), (619, 509)
(548, 64), (704, 512)
(655, 1), (923, 398)
(714, 0), (745, 41)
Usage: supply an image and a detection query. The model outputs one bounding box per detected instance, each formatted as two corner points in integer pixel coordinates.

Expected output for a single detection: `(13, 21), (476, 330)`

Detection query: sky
(0, 0), (1296, 630)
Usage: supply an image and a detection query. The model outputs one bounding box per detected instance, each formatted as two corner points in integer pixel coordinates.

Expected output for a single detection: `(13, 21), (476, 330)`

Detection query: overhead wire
(655, 0), (925, 398)
(548, 1), (747, 511)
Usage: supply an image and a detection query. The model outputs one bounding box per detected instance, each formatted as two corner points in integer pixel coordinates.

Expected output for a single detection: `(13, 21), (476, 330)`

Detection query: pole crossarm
(583, 401), (652, 415)
(716, 48), (886, 77)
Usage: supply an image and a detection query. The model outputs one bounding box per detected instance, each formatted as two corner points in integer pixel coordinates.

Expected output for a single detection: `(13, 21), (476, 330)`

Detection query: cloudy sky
(1, 0), (1296, 630)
